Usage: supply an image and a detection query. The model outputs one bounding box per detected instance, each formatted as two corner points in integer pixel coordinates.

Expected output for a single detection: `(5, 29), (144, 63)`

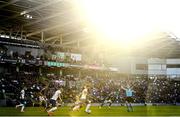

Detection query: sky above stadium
(74, 0), (180, 46)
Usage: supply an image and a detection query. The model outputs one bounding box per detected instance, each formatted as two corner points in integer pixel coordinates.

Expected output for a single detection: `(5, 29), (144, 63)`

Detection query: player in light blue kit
(121, 84), (135, 112)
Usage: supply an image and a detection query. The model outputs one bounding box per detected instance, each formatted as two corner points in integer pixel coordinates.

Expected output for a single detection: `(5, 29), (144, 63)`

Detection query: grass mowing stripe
(0, 106), (179, 116)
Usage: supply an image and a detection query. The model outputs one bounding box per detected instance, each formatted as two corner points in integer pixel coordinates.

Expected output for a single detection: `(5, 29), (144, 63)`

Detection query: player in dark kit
(99, 92), (113, 108)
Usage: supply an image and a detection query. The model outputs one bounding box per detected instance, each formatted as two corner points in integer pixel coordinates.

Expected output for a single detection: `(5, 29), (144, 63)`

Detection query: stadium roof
(0, 0), (92, 48)
(1, 0), (180, 58)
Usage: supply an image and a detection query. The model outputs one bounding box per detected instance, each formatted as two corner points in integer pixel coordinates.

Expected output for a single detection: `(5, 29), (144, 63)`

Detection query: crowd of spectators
(0, 72), (180, 107)
(81, 75), (180, 104)
(1, 36), (180, 107)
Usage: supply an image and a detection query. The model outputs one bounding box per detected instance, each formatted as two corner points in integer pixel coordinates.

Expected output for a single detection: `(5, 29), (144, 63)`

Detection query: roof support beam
(20, 0), (63, 14)
(62, 37), (90, 46)
(49, 34), (63, 45)
(59, 34), (63, 45)
(44, 29), (84, 42)
(24, 9), (72, 27)
(45, 35), (59, 42)
(26, 20), (79, 37)
(47, 36), (90, 48)
(41, 31), (44, 43)
(0, 0), (21, 9)
(0, 0), (63, 22)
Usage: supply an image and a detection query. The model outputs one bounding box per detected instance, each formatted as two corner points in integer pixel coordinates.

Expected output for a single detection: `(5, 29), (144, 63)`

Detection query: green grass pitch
(0, 106), (180, 116)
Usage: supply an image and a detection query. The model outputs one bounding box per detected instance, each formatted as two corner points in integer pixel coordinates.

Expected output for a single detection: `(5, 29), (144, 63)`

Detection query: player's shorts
(80, 98), (86, 103)
(104, 100), (112, 103)
(20, 99), (26, 105)
(49, 99), (56, 107)
(125, 97), (134, 103)
(80, 98), (91, 105)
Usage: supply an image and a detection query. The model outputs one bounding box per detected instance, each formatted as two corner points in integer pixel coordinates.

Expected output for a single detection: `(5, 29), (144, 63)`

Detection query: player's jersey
(125, 89), (133, 97)
(20, 89), (25, 99)
(80, 88), (88, 100)
(51, 90), (61, 100)
(39, 96), (46, 102)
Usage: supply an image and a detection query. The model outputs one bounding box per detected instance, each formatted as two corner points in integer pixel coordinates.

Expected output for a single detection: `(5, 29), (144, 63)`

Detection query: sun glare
(74, 0), (180, 45)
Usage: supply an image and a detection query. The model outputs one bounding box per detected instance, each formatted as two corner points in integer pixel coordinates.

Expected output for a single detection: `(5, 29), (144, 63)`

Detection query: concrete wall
(167, 68), (180, 75)
(166, 59), (180, 64)
(113, 57), (148, 74)
(114, 57), (180, 76)
(148, 58), (166, 75)
(131, 57), (148, 74)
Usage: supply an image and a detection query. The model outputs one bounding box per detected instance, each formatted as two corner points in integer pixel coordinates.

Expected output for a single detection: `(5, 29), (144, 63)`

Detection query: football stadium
(0, 0), (180, 116)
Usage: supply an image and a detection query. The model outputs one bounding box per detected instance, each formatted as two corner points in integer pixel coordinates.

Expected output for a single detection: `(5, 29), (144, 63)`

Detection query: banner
(46, 61), (67, 67)
(71, 53), (82, 61)
(52, 52), (65, 61)
(109, 67), (119, 71)
(56, 52), (65, 59)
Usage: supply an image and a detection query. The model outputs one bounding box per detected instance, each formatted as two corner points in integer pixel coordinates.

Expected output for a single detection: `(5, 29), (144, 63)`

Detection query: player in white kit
(74, 86), (91, 113)
(71, 95), (81, 111)
(15, 87), (26, 112)
(47, 88), (62, 116)
(80, 86), (88, 101)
